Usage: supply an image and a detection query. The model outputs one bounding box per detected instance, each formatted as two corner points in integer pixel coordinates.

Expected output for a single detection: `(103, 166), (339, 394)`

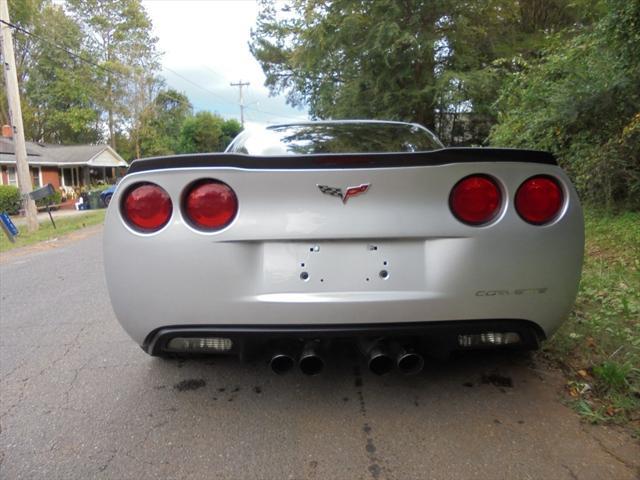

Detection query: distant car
(100, 184), (117, 207)
(103, 120), (584, 376)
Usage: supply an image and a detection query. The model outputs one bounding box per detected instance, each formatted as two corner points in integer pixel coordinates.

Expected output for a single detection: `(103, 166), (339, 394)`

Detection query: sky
(141, 0), (308, 127)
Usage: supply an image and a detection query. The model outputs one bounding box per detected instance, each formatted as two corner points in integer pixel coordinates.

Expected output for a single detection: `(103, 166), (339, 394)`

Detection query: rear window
(227, 122), (443, 155)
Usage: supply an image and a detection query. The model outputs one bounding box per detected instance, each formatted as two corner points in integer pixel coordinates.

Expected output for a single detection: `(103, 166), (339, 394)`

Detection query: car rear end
(103, 123), (583, 375)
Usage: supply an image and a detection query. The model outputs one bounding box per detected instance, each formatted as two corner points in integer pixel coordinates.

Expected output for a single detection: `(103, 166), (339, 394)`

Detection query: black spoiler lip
(126, 147), (557, 174)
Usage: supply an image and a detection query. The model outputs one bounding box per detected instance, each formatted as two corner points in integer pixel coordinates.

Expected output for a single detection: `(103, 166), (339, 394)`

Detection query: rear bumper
(143, 319), (545, 356)
(104, 163), (584, 347)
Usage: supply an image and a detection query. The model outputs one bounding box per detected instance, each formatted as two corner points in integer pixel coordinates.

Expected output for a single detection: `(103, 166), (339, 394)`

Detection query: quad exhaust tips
(269, 340), (423, 376)
(299, 341), (325, 376)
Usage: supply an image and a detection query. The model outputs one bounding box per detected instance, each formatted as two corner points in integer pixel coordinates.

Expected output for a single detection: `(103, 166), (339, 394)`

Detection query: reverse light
(122, 183), (172, 232)
(184, 180), (238, 231)
(458, 332), (521, 347)
(167, 337), (233, 353)
(515, 175), (563, 225)
(450, 175), (502, 225)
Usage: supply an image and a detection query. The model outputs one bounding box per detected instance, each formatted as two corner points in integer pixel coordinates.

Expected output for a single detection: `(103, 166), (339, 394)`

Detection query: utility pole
(230, 80), (250, 126)
(0, 0), (38, 232)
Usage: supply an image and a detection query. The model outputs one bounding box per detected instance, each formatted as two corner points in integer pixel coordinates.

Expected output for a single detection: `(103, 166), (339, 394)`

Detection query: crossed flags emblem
(317, 183), (371, 204)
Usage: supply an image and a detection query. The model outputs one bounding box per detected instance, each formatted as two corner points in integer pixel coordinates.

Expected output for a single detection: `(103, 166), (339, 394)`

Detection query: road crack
(353, 366), (393, 480)
(586, 426), (640, 474)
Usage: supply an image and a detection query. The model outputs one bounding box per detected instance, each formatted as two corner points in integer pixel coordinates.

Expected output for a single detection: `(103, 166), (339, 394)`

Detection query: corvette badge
(317, 183), (371, 204)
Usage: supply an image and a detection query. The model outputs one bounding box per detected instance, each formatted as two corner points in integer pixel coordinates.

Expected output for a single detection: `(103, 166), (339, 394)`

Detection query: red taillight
(122, 183), (172, 232)
(515, 175), (563, 225)
(450, 175), (502, 225)
(183, 180), (238, 231)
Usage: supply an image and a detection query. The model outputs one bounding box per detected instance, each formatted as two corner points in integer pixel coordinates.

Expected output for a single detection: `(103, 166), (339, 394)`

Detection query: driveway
(1, 229), (638, 479)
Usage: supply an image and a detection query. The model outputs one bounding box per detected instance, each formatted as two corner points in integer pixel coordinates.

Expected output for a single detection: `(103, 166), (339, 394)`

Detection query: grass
(0, 210), (106, 253)
(543, 209), (640, 431)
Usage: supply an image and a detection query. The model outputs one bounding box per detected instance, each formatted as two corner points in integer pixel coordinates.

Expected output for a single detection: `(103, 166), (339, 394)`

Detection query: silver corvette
(103, 121), (584, 375)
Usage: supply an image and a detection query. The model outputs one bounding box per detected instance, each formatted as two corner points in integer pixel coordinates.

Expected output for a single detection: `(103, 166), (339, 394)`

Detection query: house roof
(0, 137), (128, 167)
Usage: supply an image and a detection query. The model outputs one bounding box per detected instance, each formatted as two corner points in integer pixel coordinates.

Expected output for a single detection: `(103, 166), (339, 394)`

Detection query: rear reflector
(122, 183), (172, 232)
(450, 175), (502, 225)
(515, 175), (563, 225)
(183, 180), (238, 231)
(458, 332), (521, 347)
(167, 337), (233, 353)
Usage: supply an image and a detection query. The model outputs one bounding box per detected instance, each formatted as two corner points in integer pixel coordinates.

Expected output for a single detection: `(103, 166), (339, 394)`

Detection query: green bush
(0, 185), (22, 215)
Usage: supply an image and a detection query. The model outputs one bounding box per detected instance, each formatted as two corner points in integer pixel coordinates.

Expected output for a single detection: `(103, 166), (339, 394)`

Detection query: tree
(251, 0), (446, 130)
(220, 118), (242, 149)
(66, 0), (161, 148)
(22, 3), (101, 143)
(250, 0), (584, 144)
(0, 2), (101, 143)
(134, 89), (192, 158)
(178, 112), (241, 154)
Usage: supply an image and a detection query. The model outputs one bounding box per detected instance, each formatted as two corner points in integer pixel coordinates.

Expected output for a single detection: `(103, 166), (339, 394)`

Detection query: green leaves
(178, 112), (242, 155)
(489, 0), (640, 208)
(66, 0), (161, 147)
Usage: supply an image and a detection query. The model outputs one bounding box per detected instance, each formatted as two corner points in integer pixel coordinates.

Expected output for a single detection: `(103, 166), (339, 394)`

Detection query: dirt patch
(481, 373), (513, 388)
(174, 379), (206, 391)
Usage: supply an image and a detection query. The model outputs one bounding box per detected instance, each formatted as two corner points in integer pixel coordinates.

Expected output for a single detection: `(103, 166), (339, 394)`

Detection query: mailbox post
(29, 183), (56, 229)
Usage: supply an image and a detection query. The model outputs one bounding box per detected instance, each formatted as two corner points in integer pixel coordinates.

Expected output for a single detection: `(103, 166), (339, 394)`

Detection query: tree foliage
(134, 89), (193, 157)
(178, 112), (242, 154)
(66, 0), (161, 149)
(490, 0), (640, 208)
(250, 0), (582, 144)
(22, 3), (101, 143)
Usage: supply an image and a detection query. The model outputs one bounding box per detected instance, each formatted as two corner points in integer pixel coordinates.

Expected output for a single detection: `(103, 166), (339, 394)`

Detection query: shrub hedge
(0, 185), (22, 215)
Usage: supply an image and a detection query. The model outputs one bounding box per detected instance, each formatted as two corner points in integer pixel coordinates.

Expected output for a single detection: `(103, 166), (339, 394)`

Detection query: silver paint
(104, 159), (584, 346)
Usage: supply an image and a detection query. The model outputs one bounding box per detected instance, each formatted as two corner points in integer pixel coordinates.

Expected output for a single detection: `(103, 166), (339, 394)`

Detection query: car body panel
(103, 160), (583, 347)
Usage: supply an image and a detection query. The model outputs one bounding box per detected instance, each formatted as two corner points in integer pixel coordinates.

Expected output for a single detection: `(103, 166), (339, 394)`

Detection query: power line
(0, 18), (115, 75)
(163, 67), (238, 107)
(165, 68), (306, 122)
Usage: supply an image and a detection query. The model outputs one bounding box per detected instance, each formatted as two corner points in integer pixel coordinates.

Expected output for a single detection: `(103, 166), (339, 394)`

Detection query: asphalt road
(1, 228), (638, 479)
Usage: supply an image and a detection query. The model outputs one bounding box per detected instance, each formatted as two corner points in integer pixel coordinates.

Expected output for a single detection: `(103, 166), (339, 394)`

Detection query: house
(0, 125), (127, 191)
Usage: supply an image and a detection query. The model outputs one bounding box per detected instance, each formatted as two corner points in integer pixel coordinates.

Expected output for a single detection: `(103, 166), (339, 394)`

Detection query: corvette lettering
(475, 288), (548, 297)
(317, 183), (371, 204)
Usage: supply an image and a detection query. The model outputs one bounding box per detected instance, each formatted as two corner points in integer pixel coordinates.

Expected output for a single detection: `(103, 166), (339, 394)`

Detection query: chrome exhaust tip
(368, 346), (394, 375)
(270, 353), (295, 375)
(396, 348), (424, 375)
(299, 341), (324, 375)
(357, 338), (394, 375)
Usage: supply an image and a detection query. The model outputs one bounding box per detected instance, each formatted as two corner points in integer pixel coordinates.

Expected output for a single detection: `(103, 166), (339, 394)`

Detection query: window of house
(62, 168), (73, 187)
(30, 167), (42, 188)
(7, 167), (17, 186)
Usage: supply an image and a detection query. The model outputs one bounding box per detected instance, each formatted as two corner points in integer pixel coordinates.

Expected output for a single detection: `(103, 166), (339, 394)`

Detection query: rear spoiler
(127, 147), (557, 174)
